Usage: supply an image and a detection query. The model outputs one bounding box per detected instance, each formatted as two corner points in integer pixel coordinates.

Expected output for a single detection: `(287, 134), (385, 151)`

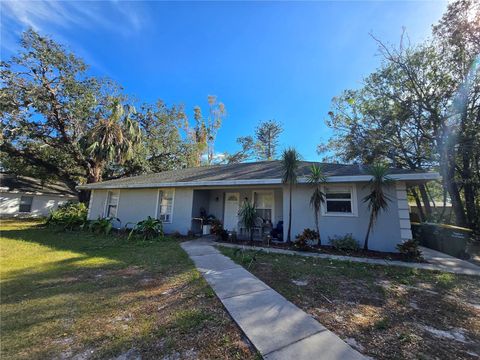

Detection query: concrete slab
(419, 246), (480, 275)
(264, 330), (365, 360)
(203, 267), (270, 299)
(181, 239), (367, 359)
(181, 245), (220, 257)
(222, 289), (326, 355)
(188, 252), (241, 273)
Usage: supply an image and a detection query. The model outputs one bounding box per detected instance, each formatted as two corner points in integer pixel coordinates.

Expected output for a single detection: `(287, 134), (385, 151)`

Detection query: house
(0, 173), (78, 217)
(78, 161), (440, 252)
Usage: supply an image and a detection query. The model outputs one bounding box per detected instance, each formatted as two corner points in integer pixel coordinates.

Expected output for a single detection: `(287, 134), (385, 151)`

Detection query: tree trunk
(287, 182), (293, 243)
(315, 213), (321, 246)
(87, 163), (103, 184)
(462, 152), (477, 229)
(364, 211), (374, 250)
(418, 184), (432, 219)
(445, 149), (467, 227)
(410, 188), (425, 222)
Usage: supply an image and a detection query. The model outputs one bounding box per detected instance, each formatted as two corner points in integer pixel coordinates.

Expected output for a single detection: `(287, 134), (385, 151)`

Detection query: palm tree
(85, 98), (141, 183)
(306, 164), (326, 246)
(281, 148), (300, 243)
(363, 163), (393, 250)
(238, 201), (257, 245)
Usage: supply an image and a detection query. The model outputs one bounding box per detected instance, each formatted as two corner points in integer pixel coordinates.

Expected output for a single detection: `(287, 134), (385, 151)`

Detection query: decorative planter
(202, 224), (212, 236)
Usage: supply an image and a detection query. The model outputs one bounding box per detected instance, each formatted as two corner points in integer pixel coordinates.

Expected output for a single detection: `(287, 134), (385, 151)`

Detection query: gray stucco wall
(88, 187), (194, 234)
(116, 189), (157, 226)
(87, 182), (407, 252)
(169, 188), (194, 234)
(88, 189), (108, 220)
(282, 183), (403, 252)
(208, 190), (224, 220)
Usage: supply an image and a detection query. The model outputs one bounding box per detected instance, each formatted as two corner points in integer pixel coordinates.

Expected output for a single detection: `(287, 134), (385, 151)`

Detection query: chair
(270, 221), (284, 240)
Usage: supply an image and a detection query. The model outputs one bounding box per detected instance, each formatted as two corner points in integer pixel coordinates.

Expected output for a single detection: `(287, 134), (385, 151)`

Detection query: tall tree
(133, 100), (195, 172)
(226, 136), (255, 164)
(83, 98), (141, 183)
(0, 30), (198, 200)
(187, 96), (226, 165)
(0, 29), (119, 199)
(363, 164), (393, 250)
(306, 164), (326, 245)
(321, 0), (480, 231)
(281, 148), (300, 243)
(255, 120), (283, 160)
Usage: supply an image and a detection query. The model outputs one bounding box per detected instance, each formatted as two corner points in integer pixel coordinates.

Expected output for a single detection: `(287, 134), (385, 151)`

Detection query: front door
(224, 192), (240, 231)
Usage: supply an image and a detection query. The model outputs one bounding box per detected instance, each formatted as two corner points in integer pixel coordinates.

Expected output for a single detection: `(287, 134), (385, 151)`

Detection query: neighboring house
(0, 173), (78, 217)
(78, 161), (440, 252)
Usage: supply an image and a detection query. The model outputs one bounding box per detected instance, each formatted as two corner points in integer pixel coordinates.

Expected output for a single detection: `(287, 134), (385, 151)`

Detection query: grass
(0, 220), (256, 360)
(220, 246), (480, 360)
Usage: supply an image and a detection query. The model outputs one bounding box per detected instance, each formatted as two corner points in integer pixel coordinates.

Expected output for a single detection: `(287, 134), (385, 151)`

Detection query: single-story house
(0, 173), (78, 217)
(78, 161), (440, 252)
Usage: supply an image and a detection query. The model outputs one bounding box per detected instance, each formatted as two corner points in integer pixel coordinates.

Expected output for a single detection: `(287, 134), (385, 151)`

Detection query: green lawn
(0, 220), (256, 360)
(220, 246), (480, 360)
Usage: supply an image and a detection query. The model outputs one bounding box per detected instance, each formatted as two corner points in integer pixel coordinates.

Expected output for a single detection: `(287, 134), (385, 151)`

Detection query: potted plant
(202, 214), (216, 235)
(238, 201), (257, 245)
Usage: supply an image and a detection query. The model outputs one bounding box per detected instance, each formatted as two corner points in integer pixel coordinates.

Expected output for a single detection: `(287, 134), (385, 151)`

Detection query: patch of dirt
(235, 251), (480, 360)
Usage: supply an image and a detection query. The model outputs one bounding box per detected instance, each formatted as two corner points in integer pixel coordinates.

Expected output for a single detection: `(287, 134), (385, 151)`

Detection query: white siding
(0, 192), (74, 217)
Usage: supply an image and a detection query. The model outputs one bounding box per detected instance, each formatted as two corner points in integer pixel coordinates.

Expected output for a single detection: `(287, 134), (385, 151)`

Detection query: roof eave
(77, 172), (441, 190)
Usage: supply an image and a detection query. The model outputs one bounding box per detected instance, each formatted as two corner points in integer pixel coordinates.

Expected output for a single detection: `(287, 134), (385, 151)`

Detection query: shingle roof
(78, 160), (438, 190)
(0, 173), (77, 196)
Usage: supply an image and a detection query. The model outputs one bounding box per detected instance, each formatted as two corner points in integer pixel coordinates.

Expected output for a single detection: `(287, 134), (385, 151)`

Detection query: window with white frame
(19, 195), (33, 213)
(254, 191), (274, 222)
(157, 189), (174, 223)
(324, 186), (354, 215)
(105, 191), (119, 218)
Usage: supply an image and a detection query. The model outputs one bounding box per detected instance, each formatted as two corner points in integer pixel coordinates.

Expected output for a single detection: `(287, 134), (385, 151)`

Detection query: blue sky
(1, 1), (448, 161)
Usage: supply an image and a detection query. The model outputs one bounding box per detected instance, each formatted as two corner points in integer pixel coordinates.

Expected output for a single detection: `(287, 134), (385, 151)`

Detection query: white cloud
(0, 0), (148, 48)
(1, 1), (148, 37)
(0, 1), (148, 73)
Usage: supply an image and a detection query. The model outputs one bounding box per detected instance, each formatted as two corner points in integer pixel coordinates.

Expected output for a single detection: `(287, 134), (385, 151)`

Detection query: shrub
(301, 228), (319, 240)
(329, 233), (360, 251)
(211, 219), (229, 241)
(396, 239), (422, 260)
(294, 229), (318, 250)
(128, 216), (163, 240)
(88, 217), (114, 235)
(46, 202), (88, 230)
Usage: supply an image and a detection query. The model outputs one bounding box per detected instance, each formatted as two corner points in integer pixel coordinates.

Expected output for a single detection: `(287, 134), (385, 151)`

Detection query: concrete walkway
(181, 239), (365, 360)
(216, 242), (480, 276)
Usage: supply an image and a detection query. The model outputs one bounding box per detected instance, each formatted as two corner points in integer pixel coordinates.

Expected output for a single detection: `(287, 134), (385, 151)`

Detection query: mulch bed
(215, 238), (425, 262)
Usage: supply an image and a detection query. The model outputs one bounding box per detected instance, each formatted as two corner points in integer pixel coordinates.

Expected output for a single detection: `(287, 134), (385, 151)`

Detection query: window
(157, 189), (174, 223)
(254, 191), (274, 222)
(105, 191), (119, 218)
(19, 196), (33, 213)
(323, 186), (356, 215)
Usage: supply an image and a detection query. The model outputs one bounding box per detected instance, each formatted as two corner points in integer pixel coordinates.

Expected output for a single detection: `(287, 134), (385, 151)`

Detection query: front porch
(190, 187), (284, 241)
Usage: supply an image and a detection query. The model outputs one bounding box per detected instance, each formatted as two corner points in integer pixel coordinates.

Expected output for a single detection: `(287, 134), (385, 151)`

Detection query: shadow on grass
(1, 224), (228, 359)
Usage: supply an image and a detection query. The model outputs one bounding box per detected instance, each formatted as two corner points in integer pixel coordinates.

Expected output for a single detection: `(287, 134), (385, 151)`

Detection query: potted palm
(238, 201), (257, 245)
